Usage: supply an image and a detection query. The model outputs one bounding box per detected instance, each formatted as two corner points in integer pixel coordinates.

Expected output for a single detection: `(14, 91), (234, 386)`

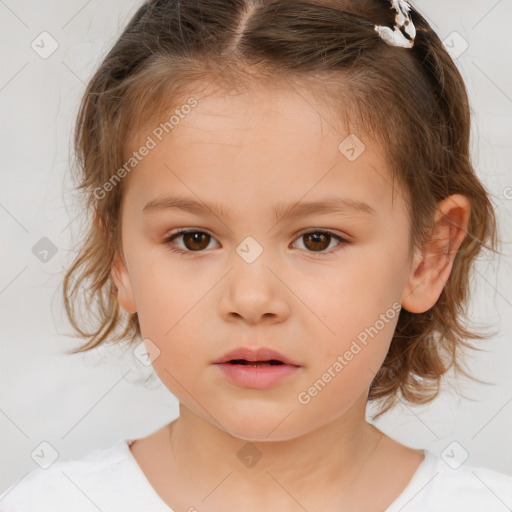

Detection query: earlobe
(401, 194), (471, 314)
(111, 251), (137, 314)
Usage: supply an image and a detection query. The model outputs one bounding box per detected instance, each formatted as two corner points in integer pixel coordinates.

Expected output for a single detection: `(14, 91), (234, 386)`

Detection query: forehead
(160, 84), (341, 151)
(123, 85), (404, 221)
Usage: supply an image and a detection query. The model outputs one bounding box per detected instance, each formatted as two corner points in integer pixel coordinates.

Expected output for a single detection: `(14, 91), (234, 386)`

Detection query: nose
(217, 256), (290, 325)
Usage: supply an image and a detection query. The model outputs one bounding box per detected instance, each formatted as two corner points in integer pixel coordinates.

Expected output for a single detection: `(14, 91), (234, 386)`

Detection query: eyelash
(162, 228), (349, 257)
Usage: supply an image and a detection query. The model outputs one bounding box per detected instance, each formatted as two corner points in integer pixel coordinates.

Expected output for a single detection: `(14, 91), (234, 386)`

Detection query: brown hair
(62, 0), (498, 417)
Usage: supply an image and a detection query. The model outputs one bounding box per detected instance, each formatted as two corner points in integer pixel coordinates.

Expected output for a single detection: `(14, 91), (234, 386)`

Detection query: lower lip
(214, 363), (300, 389)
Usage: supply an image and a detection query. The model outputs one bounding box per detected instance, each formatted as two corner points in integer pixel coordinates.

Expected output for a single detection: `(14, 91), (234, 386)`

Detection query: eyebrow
(142, 195), (376, 221)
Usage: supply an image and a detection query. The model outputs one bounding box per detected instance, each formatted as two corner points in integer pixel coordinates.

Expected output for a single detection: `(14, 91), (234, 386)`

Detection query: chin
(219, 413), (306, 443)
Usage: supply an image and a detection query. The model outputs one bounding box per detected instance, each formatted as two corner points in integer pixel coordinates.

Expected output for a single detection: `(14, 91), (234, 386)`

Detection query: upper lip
(214, 347), (301, 366)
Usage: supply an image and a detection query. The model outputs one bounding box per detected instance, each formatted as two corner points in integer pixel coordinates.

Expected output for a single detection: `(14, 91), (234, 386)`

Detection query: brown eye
(164, 229), (218, 253)
(292, 230), (347, 254)
(181, 232), (210, 251)
(304, 232), (330, 251)
(164, 229), (347, 256)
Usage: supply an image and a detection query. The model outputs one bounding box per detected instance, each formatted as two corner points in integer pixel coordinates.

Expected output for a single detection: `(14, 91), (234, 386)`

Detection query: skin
(111, 82), (470, 511)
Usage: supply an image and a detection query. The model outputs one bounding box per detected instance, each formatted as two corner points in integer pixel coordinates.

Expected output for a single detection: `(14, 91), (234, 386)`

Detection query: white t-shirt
(0, 438), (510, 511)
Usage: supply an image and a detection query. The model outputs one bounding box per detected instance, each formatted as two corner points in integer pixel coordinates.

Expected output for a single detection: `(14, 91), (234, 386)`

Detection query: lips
(213, 346), (301, 389)
(214, 347), (300, 367)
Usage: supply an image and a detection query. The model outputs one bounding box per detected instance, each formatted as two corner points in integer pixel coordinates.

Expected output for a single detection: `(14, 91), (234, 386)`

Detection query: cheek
(136, 292), (208, 368)
(129, 249), (205, 328)
(295, 311), (398, 419)
(301, 251), (402, 329)
(130, 263), (214, 368)
(142, 320), (207, 404)
(293, 249), (403, 381)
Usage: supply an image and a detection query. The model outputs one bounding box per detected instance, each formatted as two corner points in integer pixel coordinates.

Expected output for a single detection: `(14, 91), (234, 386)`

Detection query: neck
(166, 394), (385, 508)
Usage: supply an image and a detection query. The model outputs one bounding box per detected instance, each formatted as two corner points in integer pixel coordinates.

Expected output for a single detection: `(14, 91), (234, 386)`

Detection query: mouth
(226, 359), (285, 367)
(213, 347), (301, 389)
(214, 347), (300, 367)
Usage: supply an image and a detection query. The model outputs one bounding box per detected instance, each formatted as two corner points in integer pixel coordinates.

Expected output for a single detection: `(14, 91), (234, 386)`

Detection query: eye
(291, 230), (348, 255)
(163, 228), (219, 254)
(163, 228), (348, 256)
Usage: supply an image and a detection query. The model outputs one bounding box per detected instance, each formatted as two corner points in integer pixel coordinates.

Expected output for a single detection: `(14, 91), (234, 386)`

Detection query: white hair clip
(374, 0), (416, 48)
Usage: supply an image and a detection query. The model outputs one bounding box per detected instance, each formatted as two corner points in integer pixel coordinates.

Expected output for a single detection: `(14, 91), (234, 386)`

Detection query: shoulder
(0, 439), (135, 512)
(389, 449), (512, 512)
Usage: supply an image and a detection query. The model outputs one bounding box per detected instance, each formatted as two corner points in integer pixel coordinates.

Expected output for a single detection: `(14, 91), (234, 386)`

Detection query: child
(1, 0), (511, 510)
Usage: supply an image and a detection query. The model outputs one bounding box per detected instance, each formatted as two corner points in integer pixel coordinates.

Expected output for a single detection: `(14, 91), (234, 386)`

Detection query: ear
(111, 251), (137, 314)
(401, 194), (471, 313)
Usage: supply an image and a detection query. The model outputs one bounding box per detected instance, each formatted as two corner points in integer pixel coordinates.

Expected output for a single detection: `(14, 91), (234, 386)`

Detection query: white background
(1, 0), (511, 495)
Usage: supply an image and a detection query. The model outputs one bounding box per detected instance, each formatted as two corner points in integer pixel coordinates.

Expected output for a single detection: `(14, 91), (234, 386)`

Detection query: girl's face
(113, 84), (415, 441)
